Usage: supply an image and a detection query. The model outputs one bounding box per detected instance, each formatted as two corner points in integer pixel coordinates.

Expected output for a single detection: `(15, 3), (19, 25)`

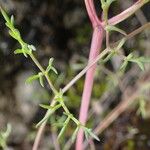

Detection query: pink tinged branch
(75, 0), (103, 149)
(76, 26), (103, 150)
(85, 0), (101, 27)
(103, 0), (149, 26)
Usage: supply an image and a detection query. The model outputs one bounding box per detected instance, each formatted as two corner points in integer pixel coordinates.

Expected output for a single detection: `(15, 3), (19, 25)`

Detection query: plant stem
(75, 0), (104, 149)
(76, 26), (104, 150)
(103, 0), (149, 26)
(30, 53), (58, 95)
(85, 0), (101, 27)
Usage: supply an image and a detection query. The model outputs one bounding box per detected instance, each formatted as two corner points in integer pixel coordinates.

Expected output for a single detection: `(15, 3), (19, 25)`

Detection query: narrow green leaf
(28, 44), (36, 51)
(71, 127), (79, 142)
(136, 61), (145, 71)
(54, 90), (63, 101)
(52, 122), (64, 127)
(10, 15), (14, 25)
(137, 98), (146, 118)
(13, 29), (21, 39)
(9, 30), (18, 40)
(39, 104), (54, 110)
(36, 104), (61, 127)
(25, 74), (39, 84)
(84, 128), (100, 141)
(51, 67), (58, 74)
(105, 25), (127, 35)
(49, 58), (54, 66)
(86, 129), (100, 141)
(14, 48), (29, 57)
(126, 53), (133, 60)
(84, 129), (89, 141)
(129, 59), (145, 71)
(46, 65), (52, 72)
(14, 49), (24, 54)
(139, 57), (150, 63)
(117, 38), (126, 50)
(0, 8), (10, 23)
(46, 58), (58, 74)
(102, 51), (115, 63)
(5, 22), (12, 29)
(38, 73), (44, 87)
(58, 117), (70, 140)
(120, 60), (128, 70)
(2, 124), (11, 139)
(107, 0), (117, 6)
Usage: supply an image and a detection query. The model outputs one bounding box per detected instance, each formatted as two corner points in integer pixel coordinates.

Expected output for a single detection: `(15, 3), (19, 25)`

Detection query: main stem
(76, 25), (103, 150)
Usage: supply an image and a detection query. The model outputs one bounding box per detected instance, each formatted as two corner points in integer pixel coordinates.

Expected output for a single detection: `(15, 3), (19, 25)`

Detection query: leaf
(117, 38), (126, 50)
(14, 48), (30, 58)
(5, 22), (12, 29)
(0, 8), (10, 23)
(57, 117), (70, 140)
(107, 0), (117, 6)
(126, 53), (133, 60)
(54, 90), (63, 101)
(102, 51), (115, 63)
(14, 49), (24, 54)
(2, 124), (11, 139)
(25, 74), (39, 84)
(51, 67), (58, 74)
(105, 25), (127, 35)
(9, 30), (18, 40)
(49, 58), (54, 66)
(71, 127), (79, 142)
(28, 44), (36, 51)
(0, 124), (11, 149)
(38, 72), (44, 87)
(10, 15), (14, 25)
(36, 104), (61, 127)
(128, 58), (145, 71)
(39, 104), (54, 110)
(86, 129), (100, 141)
(120, 60), (128, 70)
(137, 98), (146, 118)
(13, 29), (21, 39)
(84, 128), (100, 142)
(84, 129), (89, 141)
(136, 61), (145, 71)
(52, 122), (64, 127)
(46, 58), (58, 74)
(139, 57), (150, 63)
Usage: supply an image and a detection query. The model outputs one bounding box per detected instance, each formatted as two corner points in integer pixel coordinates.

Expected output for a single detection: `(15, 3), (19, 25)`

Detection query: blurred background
(0, 0), (150, 149)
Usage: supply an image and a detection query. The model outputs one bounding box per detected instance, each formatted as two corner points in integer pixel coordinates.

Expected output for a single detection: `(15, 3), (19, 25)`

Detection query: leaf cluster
(120, 53), (150, 71)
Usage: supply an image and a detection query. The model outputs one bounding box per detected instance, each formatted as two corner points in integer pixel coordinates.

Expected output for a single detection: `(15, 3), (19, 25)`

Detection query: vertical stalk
(76, 26), (103, 150)
(75, 1), (103, 149)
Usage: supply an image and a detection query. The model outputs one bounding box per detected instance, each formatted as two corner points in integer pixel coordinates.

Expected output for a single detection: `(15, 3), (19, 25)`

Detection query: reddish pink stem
(85, 0), (101, 28)
(76, 26), (103, 150)
(102, 0), (147, 26)
(75, 0), (103, 149)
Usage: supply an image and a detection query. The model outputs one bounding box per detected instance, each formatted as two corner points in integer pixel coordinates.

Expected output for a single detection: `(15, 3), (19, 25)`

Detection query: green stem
(30, 53), (58, 95)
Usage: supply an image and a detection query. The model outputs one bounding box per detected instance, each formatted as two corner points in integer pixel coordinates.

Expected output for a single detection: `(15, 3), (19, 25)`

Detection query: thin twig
(102, 0), (149, 26)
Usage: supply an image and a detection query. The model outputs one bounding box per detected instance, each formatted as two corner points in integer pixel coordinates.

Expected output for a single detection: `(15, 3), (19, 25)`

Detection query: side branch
(102, 0), (149, 26)
(85, 0), (102, 27)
